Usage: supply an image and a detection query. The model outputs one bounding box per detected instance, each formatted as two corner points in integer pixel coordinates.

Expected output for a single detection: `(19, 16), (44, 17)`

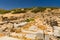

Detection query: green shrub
(50, 7), (58, 10)
(0, 10), (11, 14)
(12, 10), (26, 14)
(11, 8), (27, 14)
(25, 19), (30, 22)
(25, 18), (34, 22)
(29, 18), (34, 21)
(24, 8), (33, 10)
(31, 7), (46, 13)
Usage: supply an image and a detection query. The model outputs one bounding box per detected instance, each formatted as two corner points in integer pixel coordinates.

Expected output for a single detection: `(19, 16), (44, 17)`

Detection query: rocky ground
(0, 7), (60, 40)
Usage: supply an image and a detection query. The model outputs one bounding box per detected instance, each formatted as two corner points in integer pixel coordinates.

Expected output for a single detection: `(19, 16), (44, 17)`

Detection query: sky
(0, 0), (60, 10)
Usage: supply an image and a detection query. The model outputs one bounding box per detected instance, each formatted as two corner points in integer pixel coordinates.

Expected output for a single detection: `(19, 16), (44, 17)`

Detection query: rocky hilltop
(0, 7), (60, 40)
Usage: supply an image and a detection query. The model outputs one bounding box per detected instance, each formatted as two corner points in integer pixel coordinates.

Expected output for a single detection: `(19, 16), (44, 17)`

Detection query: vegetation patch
(31, 7), (46, 13)
(25, 18), (34, 22)
(0, 9), (11, 14)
